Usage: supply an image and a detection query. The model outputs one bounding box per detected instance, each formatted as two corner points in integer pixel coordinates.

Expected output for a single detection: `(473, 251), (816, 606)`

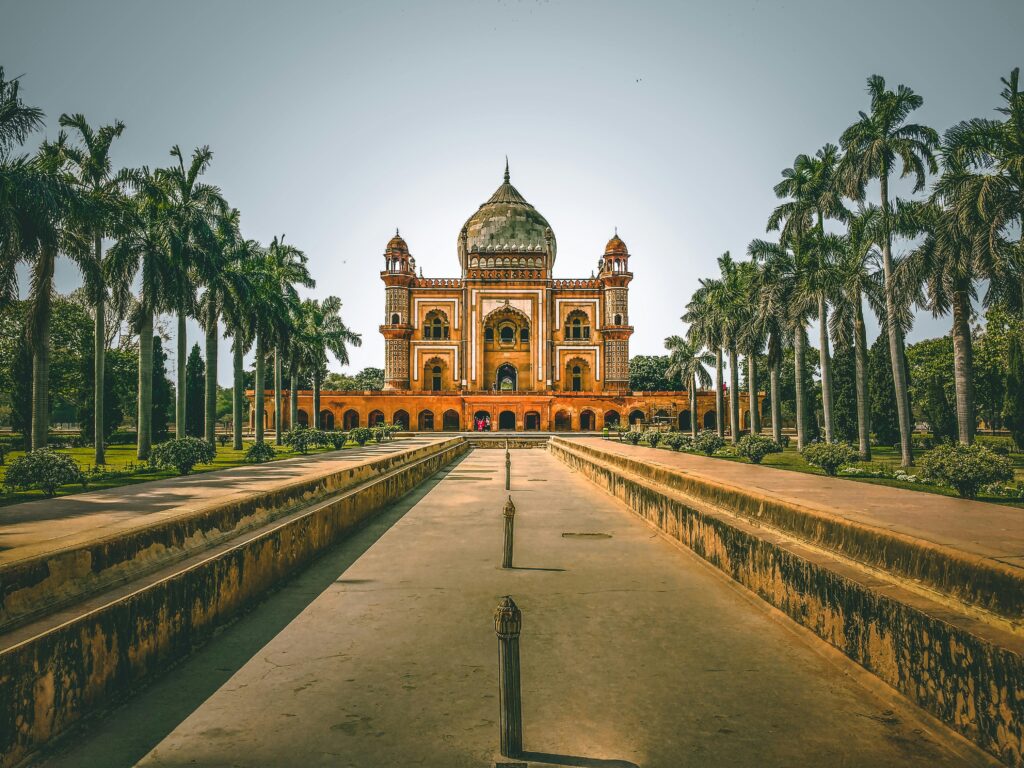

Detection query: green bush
(349, 427), (373, 446)
(920, 443), (1014, 499)
(644, 429), (663, 448)
(329, 431), (348, 450)
(217, 433), (229, 447)
(284, 427), (330, 454)
(737, 434), (782, 464)
(623, 430), (642, 445)
(693, 430), (725, 456)
(801, 441), (857, 476)
(976, 435), (1015, 456)
(150, 437), (217, 475)
(663, 432), (692, 452)
(3, 448), (85, 496)
(244, 440), (277, 464)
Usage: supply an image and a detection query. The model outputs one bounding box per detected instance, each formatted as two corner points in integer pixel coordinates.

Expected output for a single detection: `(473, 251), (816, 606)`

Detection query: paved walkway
(574, 438), (1024, 571)
(0, 437), (445, 566)
(132, 449), (994, 767)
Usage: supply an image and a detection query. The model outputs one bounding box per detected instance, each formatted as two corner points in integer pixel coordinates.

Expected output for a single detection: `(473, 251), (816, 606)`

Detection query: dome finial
(504, 156), (510, 183)
(395, 227), (400, 236)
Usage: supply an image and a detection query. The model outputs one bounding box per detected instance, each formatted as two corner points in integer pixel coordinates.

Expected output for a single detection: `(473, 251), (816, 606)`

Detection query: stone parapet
(548, 437), (1024, 767)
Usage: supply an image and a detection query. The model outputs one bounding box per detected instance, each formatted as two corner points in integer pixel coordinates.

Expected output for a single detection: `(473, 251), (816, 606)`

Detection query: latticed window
(423, 311), (449, 339)
(566, 310), (590, 340)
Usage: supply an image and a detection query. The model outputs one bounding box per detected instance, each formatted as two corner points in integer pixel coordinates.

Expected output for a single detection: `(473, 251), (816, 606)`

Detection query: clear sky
(3, 0), (1022, 383)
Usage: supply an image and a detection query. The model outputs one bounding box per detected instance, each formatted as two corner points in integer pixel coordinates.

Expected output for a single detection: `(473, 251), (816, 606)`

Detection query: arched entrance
(369, 410), (385, 427)
(604, 410), (620, 429)
(343, 409), (359, 430)
(743, 410), (751, 429)
(580, 410), (595, 431)
(703, 410), (717, 429)
(498, 411), (516, 430)
(418, 410), (434, 431)
(678, 410), (691, 431)
(297, 409), (309, 428)
(319, 410), (334, 430)
(628, 409), (645, 425)
(554, 410), (571, 431)
(393, 410), (410, 430)
(496, 363), (517, 392)
(473, 410), (491, 431)
(524, 411), (540, 430)
(442, 409), (460, 431)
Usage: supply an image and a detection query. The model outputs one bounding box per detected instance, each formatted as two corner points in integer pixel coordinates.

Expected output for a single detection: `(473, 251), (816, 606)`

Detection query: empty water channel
(34, 445), (998, 768)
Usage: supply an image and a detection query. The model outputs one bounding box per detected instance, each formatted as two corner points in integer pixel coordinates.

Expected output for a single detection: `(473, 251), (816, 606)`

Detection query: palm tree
(830, 206), (884, 459)
(683, 280), (725, 438)
(738, 259), (768, 437)
(748, 238), (795, 445)
(767, 157), (817, 449)
(664, 334), (714, 438)
(155, 145), (226, 439)
(220, 238), (262, 449)
(839, 75), (939, 465)
(698, 253), (747, 443)
(50, 113), (127, 463)
(297, 296), (362, 428)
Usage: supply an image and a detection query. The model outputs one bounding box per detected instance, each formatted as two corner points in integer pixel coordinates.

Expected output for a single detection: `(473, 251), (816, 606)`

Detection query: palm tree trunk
(728, 347), (740, 442)
(689, 373), (697, 439)
(176, 311), (187, 439)
(770, 356), (782, 444)
(951, 288), (975, 445)
(274, 347), (283, 445)
(232, 343), (244, 450)
(880, 173), (914, 466)
(254, 334), (265, 443)
(313, 371), (321, 430)
(714, 348), (725, 438)
(204, 292), (218, 447)
(30, 245), (55, 451)
(794, 322), (808, 450)
(853, 298), (871, 460)
(137, 311), (154, 460)
(818, 296), (834, 442)
(94, 233), (106, 463)
(748, 352), (760, 435)
(289, 370), (298, 431)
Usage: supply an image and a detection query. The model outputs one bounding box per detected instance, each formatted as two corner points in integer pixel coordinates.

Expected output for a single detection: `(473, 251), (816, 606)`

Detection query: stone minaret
(380, 230), (414, 391)
(598, 232), (633, 391)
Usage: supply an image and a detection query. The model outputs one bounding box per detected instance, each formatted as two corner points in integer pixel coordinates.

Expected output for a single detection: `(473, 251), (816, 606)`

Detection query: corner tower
(380, 230), (415, 391)
(599, 232), (633, 389)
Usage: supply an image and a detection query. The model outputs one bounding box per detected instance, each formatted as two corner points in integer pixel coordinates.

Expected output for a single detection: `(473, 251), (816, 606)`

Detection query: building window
(566, 310), (590, 340)
(391, 313), (400, 325)
(485, 327), (495, 342)
(572, 365), (582, 392)
(499, 324), (516, 345)
(431, 365), (442, 391)
(520, 327), (529, 343)
(613, 313), (623, 325)
(423, 310), (449, 340)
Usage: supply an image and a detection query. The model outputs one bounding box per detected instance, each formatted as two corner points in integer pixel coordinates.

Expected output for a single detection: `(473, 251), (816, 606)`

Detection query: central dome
(460, 163), (555, 263)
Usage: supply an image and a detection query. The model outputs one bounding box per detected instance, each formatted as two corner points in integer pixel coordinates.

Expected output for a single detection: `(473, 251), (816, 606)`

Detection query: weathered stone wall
(0, 439), (462, 635)
(0, 438), (469, 767)
(549, 437), (1024, 767)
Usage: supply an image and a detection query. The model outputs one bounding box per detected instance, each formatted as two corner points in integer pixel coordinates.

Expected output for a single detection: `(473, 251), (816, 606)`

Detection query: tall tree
(683, 275), (726, 438)
(840, 74), (939, 465)
(664, 335), (714, 438)
(184, 342), (205, 437)
(220, 238), (261, 449)
(748, 238), (794, 444)
(296, 296), (362, 428)
(50, 113), (127, 463)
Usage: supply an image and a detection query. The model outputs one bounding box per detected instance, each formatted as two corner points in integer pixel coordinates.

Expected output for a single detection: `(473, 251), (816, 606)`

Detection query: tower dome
(460, 161), (555, 266)
(604, 232), (628, 256)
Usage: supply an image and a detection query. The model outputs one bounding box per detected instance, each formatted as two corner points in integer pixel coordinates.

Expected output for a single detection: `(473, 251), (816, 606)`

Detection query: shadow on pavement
(521, 751), (640, 768)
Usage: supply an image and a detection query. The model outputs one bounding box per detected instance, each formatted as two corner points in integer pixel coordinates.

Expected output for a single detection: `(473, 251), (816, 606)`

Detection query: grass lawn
(653, 442), (1024, 509)
(0, 439), (355, 508)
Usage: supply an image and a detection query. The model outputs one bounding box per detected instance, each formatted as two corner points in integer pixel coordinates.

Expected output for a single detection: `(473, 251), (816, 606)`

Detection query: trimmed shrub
(3, 449), (84, 496)
(150, 437), (217, 475)
(329, 431), (348, 450)
(644, 429), (663, 448)
(284, 427), (328, 454)
(244, 440), (277, 464)
(623, 430), (643, 445)
(349, 427), (373, 446)
(737, 434), (782, 464)
(663, 432), (691, 452)
(693, 430), (725, 456)
(801, 441), (857, 476)
(920, 443), (1014, 499)
(777, 434), (791, 448)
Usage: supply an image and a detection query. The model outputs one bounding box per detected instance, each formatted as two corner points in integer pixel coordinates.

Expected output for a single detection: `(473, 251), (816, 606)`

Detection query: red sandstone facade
(251, 166), (759, 432)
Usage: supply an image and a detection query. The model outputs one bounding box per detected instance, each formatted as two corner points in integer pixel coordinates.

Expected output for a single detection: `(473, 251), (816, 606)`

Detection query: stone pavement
(133, 448), (996, 767)
(575, 438), (1024, 572)
(0, 437), (444, 566)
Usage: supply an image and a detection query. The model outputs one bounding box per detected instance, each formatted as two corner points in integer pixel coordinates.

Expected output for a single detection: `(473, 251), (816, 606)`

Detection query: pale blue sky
(3, 0), (1022, 383)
